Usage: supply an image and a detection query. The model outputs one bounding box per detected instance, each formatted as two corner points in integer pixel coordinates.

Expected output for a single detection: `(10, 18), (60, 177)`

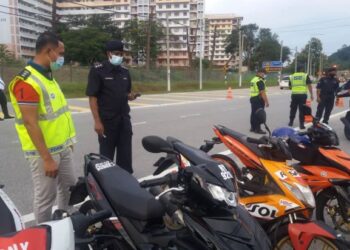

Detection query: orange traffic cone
(336, 98), (344, 107)
(226, 87), (233, 100)
(304, 99), (313, 123)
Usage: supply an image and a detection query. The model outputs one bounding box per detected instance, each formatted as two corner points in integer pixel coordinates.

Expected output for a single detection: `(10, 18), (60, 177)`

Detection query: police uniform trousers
(250, 96), (265, 131)
(289, 94), (307, 125)
(0, 90), (10, 117)
(315, 95), (335, 124)
(99, 116), (133, 174)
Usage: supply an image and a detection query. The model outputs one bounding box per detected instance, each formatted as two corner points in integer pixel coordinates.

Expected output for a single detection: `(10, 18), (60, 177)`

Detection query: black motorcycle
(69, 149), (271, 250)
(336, 80), (350, 140)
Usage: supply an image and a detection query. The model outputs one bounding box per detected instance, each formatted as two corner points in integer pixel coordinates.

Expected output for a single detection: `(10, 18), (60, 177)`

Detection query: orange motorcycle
(198, 108), (349, 249)
(271, 106), (350, 234)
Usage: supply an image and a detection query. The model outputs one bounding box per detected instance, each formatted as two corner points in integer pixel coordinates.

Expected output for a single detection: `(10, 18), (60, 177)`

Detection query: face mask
(109, 55), (123, 66)
(50, 56), (64, 71)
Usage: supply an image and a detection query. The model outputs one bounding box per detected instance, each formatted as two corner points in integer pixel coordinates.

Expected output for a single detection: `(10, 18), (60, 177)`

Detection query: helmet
(308, 123), (339, 146)
(272, 127), (310, 145)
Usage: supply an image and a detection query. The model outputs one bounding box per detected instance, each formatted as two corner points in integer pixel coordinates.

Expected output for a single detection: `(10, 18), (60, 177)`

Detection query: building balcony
(21, 0), (52, 12)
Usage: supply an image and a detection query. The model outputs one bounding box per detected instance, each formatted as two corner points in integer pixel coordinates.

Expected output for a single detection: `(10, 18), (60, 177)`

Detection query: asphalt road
(0, 86), (349, 223)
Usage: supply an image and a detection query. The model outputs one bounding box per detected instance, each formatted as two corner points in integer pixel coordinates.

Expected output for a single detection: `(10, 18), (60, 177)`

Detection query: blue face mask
(109, 55), (123, 66)
(50, 56), (64, 71)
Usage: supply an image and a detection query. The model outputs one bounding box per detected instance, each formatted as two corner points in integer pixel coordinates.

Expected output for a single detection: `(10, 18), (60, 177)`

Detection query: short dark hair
(35, 31), (62, 53)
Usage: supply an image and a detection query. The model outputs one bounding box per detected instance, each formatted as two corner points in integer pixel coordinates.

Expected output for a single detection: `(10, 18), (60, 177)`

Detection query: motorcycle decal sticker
(244, 203), (278, 219)
(275, 170), (288, 180)
(288, 169), (300, 177)
(320, 171), (328, 177)
(95, 161), (115, 171)
(279, 199), (299, 210)
(218, 164), (233, 180)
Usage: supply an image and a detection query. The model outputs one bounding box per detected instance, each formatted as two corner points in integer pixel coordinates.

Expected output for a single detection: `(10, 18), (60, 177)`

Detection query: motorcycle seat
(167, 138), (219, 166)
(0, 195), (18, 235)
(217, 126), (263, 157)
(89, 160), (165, 221)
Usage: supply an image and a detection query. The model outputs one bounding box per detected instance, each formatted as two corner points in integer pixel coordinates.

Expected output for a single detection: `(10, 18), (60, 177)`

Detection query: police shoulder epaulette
(121, 65), (129, 70)
(93, 62), (103, 69)
(18, 69), (31, 80)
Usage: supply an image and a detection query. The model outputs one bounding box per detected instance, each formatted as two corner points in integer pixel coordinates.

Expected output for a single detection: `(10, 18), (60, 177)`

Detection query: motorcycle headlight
(283, 182), (315, 208)
(207, 183), (237, 207)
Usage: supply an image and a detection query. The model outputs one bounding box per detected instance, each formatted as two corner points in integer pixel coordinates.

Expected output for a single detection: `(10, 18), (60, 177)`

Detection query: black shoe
(300, 124), (306, 130)
(4, 115), (14, 119)
(322, 121), (328, 124)
(0, 117), (3, 121)
(255, 129), (266, 135)
(288, 121), (293, 127)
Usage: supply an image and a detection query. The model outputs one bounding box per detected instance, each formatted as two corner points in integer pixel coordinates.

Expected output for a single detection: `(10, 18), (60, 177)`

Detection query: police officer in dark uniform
(86, 40), (139, 173)
(315, 67), (340, 124)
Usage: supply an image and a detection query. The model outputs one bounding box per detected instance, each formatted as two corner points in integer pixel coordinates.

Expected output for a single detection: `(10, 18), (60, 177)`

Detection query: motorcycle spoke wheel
(275, 236), (339, 250)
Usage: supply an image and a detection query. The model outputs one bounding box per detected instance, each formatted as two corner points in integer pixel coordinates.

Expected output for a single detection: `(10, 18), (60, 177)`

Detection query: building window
(166, 4), (171, 9)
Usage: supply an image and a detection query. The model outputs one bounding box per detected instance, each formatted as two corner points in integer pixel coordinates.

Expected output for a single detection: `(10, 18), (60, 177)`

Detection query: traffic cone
(304, 99), (313, 123)
(226, 87), (233, 100)
(336, 98), (344, 107)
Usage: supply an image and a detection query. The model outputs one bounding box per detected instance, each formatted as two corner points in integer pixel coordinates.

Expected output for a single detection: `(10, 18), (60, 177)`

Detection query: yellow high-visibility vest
(9, 65), (76, 158)
(290, 72), (308, 94)
(250, 76), (267, 97)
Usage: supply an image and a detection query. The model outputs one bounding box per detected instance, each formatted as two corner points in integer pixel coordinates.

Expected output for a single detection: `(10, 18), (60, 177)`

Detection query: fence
(0, 64), (277, 98)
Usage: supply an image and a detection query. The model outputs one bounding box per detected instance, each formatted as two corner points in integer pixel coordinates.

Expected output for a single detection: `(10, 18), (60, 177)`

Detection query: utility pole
(307, 42), (311, 74)
(166, 14), (171, 92)
(199, 17), (203, 90)
(319, 51), (323, 78)
(238, 18), (242, 87)
(279, 40), (283, 82)
(146, 7), (153, 71)
(52, 0), (57, 33)
(294, 46), (298, 73)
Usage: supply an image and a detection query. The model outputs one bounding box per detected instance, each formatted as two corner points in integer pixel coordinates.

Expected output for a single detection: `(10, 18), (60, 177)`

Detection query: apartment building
(0, 0), (53, 59)
(205, 14), (241, 67)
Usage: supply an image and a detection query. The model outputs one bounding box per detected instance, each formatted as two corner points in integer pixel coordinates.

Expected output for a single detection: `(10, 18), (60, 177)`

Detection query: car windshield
(282, 76), (290, 81)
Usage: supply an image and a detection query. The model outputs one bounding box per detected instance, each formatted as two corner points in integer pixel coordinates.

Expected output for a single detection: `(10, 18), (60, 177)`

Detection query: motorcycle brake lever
(155, 187), (185, 200)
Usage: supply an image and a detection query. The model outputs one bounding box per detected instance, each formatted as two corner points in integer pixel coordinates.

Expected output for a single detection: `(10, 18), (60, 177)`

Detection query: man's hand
(265, 102), (270, 108)
(128, 92), (141, 101)
(94, 121), (104, 136)
(44, 158), (58, 178)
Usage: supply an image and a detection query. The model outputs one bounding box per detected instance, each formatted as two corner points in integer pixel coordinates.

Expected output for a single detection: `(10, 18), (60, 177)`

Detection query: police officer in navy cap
(86, 40), (140, 173)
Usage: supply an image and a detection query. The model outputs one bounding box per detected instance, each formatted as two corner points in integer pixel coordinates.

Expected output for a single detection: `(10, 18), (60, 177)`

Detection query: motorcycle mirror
(142, 136), (175, 154)
(255, 108), (266, 124)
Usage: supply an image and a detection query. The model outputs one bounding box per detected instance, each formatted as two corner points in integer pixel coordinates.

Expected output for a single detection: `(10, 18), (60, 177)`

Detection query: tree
(328, 44), (350, 69)
(0, 45), (14, 64)
(241, 24), (259, 69)
(61, 28), (111, 65)
(123, 18), (164, 66)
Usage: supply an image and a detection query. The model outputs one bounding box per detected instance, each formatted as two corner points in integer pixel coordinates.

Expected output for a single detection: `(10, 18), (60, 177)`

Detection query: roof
(205, 14), (242, 20)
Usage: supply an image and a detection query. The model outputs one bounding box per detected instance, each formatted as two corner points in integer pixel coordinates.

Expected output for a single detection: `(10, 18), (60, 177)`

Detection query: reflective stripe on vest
(250, 76), (266, 97)
(9, 65), (76, 158)
(290, 73), (307, 94)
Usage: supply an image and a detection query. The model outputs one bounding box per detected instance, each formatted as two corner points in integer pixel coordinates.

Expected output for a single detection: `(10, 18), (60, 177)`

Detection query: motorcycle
(197, 108), (349, 249)
(69, 152), (271, 249)
(336, 80), (350, 140)
(272, 105), (350, 234)
(0, 184), (112, 250)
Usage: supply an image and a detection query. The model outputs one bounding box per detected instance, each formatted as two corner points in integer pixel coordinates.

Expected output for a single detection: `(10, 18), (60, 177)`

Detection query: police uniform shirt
(251, 79), (265, 99)
(316, 76), (340, 98)
(86, 61), (132, 120)
(288, 74), (312, 89)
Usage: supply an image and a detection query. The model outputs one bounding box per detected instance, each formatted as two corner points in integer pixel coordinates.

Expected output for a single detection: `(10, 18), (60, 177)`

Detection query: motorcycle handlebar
(140, 174), (174, 188)
(71, 209), (112, 238)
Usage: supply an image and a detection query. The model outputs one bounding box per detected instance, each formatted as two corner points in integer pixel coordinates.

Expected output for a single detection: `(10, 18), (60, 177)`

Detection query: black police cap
(106, 40), (124, 52)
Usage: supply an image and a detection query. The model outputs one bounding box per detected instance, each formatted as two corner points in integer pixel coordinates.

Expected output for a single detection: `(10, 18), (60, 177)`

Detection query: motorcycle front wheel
(344, 125), (350, 140)
(316, 188), (350, 234)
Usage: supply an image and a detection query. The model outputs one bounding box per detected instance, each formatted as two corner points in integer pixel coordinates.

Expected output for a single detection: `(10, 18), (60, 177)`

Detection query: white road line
(132, 121), (147, 126)
(180, 113), (201, 119)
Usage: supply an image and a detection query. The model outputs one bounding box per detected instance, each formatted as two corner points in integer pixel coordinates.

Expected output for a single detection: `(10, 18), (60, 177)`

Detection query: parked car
(279, 75), (290, 89)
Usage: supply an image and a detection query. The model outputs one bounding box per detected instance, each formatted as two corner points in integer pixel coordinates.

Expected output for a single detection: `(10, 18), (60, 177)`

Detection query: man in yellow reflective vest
(288, 66), (314, 129)
(9, 32), (76, 224)
(250, 69), (269, 134)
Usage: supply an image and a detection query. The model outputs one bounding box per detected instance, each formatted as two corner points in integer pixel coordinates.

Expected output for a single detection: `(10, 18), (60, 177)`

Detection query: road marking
(129, 102), (153, 106)
(180, 113), (201, 119)
(138, 96), (188, 102)
(132, 121), (147, 126)
(69, 105), (90, 112)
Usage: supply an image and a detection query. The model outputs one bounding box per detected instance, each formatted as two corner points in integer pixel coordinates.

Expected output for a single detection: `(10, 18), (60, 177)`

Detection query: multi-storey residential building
(0, 0), (53, 59)
(204, 14), (242, 67)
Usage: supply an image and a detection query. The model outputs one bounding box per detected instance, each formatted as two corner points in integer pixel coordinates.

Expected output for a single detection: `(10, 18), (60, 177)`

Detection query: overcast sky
(206, 0), (350, 55)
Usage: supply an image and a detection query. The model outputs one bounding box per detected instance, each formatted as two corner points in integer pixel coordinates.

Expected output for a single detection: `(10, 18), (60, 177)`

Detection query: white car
(279, 76), (290, 89)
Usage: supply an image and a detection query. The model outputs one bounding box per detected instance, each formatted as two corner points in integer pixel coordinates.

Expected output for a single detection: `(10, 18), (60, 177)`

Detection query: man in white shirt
(0, 76), (14, 120)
